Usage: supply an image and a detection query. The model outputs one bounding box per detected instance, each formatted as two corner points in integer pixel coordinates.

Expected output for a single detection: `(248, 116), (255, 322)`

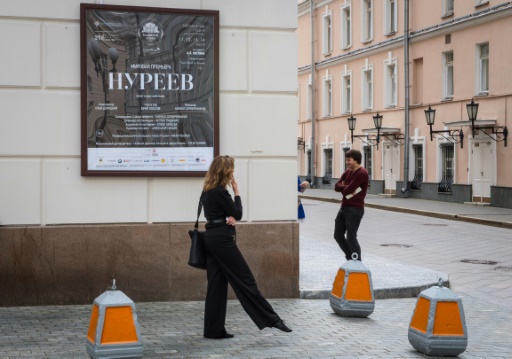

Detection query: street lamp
(347, 114), (372, 145)
(465, 99), (508, 147)
(424, 105), (464, 149)
(297, 137), (306, 152)
(466, 99), (479, 137)
(347, 114), (357, 143)
(87, 39), (119, 134)
(347, 113), (402, 149)
(87, 38), (119, 76)
(372, 112), (383, 145)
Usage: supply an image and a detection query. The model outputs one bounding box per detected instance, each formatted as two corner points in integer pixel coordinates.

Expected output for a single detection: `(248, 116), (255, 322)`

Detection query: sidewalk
(1, 297), (511, 358)
(1, 196), (512, 358)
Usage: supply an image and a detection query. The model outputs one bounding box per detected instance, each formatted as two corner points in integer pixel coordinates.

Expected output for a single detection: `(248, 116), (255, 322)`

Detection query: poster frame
(80, 3), (219, 177)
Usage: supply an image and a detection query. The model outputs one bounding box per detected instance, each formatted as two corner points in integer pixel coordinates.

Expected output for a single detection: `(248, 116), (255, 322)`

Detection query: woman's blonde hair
(203, 155), (235, 192)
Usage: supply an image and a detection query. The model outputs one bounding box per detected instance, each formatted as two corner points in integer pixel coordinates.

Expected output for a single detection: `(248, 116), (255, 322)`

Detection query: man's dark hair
(345, 149), (362, 164)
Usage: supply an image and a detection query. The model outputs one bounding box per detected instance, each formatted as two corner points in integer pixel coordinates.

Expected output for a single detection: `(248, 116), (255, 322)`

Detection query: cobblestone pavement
(1, 297), (511, 359)
(1, 198), (512, 358)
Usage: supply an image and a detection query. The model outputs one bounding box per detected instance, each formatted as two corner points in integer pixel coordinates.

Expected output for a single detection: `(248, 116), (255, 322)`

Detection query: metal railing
(410, 170), (423, 190)
(438, 173), (453, 192)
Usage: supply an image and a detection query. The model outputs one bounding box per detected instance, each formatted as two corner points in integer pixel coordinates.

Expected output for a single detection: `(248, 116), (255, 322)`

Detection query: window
(341, 71), (352, 114)
(477, 43), (489, 94)
(341, 3), (351, 49)
(443, 0), (454, 16)
(411, 144), (423, 190)
(443, 51), (454, 99)
(361, 64), (373, 111)
(361, 0), (373, 43)
(87, 76), (93, 92)
(413, 58), (423, 104)
(384, 58), (397, 108)
(475, 0), (489, 6)
(384, 0), (397, 35)
(323, 11), (333, 55)
(323, 75), (332, 117)
(363, 146), (372, 184)
(439, 144), (454, 192)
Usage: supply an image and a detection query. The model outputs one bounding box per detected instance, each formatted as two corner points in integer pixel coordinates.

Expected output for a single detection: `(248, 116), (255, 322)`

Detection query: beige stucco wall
(0, 0), (299, 225)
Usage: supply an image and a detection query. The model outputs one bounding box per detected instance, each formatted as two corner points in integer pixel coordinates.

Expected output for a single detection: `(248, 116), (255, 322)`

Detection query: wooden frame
(80, 4), (219, 177)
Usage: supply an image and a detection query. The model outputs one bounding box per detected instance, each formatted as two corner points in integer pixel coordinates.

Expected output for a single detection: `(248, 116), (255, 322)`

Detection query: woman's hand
(226, 216), (237, 226)
(231, 176), (240, 196)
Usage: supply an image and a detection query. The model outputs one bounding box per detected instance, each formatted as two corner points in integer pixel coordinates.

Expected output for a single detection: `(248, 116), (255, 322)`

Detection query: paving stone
(2, 198), (512, 358)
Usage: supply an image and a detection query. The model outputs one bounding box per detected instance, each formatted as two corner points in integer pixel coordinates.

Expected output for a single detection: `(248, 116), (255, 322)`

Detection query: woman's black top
(202, 186), (243, 236)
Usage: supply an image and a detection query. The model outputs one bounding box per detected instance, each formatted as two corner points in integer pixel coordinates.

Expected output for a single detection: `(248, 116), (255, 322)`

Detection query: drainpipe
(401, 0), (410, 196)
(310, 0), (316, 187)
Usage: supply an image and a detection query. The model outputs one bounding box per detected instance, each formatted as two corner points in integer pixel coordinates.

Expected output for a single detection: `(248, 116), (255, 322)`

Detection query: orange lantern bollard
(408, 279), (467, 356)
(329, 253), (375, 317)
(86, 280), (143, 359)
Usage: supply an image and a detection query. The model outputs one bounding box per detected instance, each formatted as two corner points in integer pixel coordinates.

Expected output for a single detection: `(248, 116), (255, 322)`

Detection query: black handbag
(188, 195), (207, 270)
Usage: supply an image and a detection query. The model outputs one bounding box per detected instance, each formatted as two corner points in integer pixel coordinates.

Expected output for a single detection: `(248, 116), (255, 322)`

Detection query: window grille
(438, 144), (454, 192)
(411, 145), (423, 190)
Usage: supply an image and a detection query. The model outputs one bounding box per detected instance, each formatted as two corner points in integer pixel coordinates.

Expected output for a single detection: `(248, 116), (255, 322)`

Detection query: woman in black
(202, 155), (292, 339)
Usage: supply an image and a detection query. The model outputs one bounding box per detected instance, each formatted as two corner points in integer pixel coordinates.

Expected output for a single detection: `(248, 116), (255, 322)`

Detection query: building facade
(0, 0), (299, 305)
(298, 0), (511, 208)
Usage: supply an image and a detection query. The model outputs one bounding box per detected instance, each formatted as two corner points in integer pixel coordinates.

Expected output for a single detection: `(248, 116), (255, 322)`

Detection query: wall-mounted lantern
(348, 113), (404, 150)
(297, 137), (306, 152)
(466, 99), (508, 147)
(425, 105), (464, 149)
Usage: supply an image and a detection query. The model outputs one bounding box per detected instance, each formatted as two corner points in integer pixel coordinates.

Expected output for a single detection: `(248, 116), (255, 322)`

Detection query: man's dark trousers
(334, 206), (364, 261)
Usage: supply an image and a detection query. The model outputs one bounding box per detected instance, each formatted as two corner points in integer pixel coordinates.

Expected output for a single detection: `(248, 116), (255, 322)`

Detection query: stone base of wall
(397, 182), (472, 203)
(369, 180), (384, 195)
(0, 222), (299, 306)
(491, 186), (512, 209)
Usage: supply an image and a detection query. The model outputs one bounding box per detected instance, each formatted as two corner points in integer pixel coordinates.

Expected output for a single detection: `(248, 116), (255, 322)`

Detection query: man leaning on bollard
(333, 149), (369, 262)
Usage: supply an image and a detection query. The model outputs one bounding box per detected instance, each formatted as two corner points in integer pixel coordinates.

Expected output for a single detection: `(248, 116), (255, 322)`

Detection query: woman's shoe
(271, 319), (292, 332)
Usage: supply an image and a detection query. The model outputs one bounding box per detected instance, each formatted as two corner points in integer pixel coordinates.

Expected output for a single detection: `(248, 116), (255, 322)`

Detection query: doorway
(471, 141), (493, 203)
(383, 143), (400, 194)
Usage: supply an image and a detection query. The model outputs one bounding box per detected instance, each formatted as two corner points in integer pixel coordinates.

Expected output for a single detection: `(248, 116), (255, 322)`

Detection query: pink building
(298, 0), (511, 208)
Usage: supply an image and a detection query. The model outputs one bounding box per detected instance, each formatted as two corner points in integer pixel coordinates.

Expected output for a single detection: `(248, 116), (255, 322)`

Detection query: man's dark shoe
(204, 332), (234, 339)
(271, 319), (292, 332)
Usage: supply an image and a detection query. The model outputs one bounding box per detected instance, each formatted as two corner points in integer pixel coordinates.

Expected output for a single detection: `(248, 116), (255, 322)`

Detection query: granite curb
(299, 254), (449, 300)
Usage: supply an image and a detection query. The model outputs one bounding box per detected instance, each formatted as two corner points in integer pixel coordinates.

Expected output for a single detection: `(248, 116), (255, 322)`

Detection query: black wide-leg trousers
(203, 234), (280, 337)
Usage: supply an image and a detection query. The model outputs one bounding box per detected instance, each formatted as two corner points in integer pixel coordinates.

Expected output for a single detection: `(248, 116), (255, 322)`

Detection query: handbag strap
(194, 192), (204, 229)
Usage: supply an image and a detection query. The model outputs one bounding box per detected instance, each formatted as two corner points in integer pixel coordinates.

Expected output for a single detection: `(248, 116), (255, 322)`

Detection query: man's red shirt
(334, 167), (369, 208)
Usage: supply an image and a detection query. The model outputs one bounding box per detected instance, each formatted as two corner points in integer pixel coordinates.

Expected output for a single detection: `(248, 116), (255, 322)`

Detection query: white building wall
(0, 0), (298, 225)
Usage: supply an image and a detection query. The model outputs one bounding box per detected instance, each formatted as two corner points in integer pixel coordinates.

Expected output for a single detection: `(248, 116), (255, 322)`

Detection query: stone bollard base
(329, 293), (375, 317)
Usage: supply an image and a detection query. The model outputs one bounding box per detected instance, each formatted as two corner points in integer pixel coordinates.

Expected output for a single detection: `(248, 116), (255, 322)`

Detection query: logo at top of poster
(138, 19), (164, 53)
